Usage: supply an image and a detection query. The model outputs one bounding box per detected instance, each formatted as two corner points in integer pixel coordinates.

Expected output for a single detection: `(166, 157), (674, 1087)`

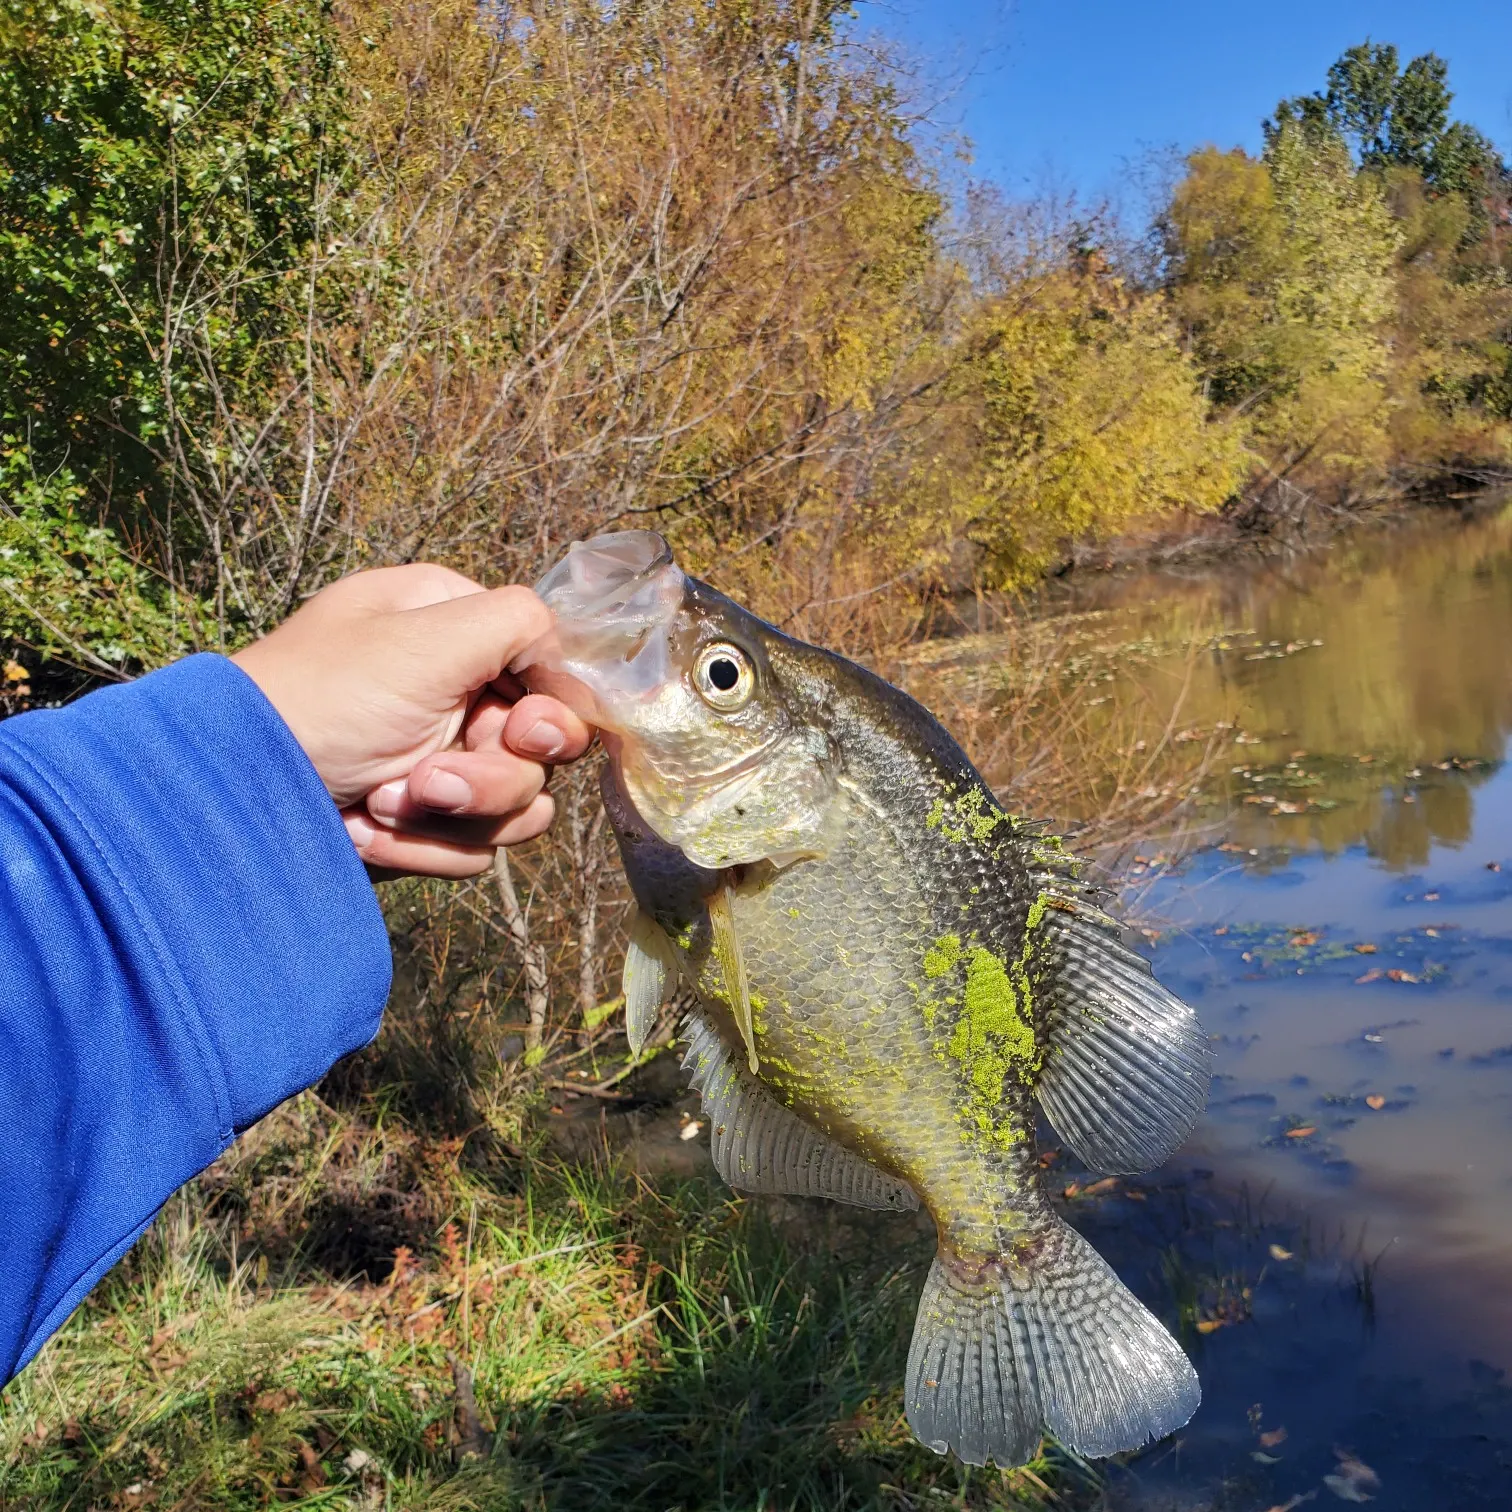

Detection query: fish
(519, 530), (1210, 1468)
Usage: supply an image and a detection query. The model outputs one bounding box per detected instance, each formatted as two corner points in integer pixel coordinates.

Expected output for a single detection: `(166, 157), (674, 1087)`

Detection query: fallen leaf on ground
(1365, 1095), (1386, 1110)
(1259, 1426), (1288, 1448)
(1285, 1126), (1317, 1139)
(1353, 943), (1377, 954)
(678, 1120), (703, 1141)
(1386, 969), (1419, 984)
(1355, 969), (1383, 984)
(1268, 1244), (1294, 1261)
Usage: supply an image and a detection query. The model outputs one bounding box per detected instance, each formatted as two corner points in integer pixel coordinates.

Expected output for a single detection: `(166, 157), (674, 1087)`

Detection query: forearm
(0, 655), (392, 1382)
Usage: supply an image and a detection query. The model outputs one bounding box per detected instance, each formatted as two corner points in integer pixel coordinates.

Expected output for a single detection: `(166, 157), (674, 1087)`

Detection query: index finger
(398, 585), (556, 699)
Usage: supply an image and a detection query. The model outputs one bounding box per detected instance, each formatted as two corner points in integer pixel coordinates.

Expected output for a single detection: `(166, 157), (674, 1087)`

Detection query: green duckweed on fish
(519, 531), (1211, 1469)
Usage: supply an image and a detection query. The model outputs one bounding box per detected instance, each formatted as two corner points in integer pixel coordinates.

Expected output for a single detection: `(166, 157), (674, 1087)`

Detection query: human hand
(231, 564), (592, 878)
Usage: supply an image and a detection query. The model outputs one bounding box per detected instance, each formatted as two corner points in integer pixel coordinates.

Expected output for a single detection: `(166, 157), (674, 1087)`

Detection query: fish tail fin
(906, 1218), (1197, 1467)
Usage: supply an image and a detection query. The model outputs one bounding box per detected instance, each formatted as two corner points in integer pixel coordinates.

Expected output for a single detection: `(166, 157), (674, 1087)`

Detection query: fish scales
(615, 661), (1058, 1255)
(524, 530), (1211, 1469)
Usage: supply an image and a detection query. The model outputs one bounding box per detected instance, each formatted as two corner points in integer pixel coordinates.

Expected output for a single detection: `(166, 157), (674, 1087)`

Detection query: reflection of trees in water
(1057, 504), (1512, 867)
(1368, 780), (1479, 869)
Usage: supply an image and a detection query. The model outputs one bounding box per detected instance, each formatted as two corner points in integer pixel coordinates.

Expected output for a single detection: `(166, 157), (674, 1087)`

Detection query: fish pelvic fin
(707, 879), (758, 1073)
(681, 1007), (918, 1212)
(1036, 905), (1210, 1175)
(623, 909), (678, 1057)
(906, 1220), (1198, 1468)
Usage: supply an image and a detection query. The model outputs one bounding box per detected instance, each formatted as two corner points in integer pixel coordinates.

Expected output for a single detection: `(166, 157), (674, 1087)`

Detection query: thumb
(397, 584), (556, 698)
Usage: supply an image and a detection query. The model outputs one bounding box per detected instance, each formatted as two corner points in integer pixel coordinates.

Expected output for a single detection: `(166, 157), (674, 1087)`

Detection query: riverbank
(1052, 469), (1512, 582)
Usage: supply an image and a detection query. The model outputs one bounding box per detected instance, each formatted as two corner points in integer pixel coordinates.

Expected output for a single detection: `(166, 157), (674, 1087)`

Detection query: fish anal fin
(681, 1008), (917, 1212)
(623, 909), (677, 1057)
(1035, 906), (1211, 1175)
(905, 1220), (1198, 1467)
(707, 879), (759, 1073)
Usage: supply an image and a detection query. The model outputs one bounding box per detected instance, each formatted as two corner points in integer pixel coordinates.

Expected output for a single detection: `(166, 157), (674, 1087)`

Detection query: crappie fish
(519, 531), (1210, 1468)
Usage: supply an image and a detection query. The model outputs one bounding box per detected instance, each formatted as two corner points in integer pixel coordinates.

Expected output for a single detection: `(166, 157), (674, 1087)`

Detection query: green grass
(0, 1095), (1090, 1511)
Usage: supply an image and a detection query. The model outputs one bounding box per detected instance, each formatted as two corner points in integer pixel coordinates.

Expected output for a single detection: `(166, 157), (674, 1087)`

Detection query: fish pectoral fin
(623, 909), (678, 1057)
(905, 1221), (1198, 1468)
(707, 879), (759, 1073)
(681, 1007), (917, 1212)
(1035, 904), (1211, 1175)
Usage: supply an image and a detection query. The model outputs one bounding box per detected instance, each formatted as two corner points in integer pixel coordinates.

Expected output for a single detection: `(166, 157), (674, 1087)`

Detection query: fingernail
(347, 813), (375, 852)
(514, 718), (566, 759)
(367, 779), (407, 819)
(419, 767), (474, 812)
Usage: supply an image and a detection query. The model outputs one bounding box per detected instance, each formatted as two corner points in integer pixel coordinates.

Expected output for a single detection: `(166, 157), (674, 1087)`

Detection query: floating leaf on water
(1365, 1095), (1386, 1110)
(678, 1119), (704, 1141)
(1275, 802), (1306, 815)
(1423, 892), (1440, 902)
(1268, 1244), (1294, 1261)
(1214, 925), (1230, 936)
(1259, 1427), (1288, 1449)
(1386, 969), (1420, 984)
(1289, 931), (1320, 947)
(1324, 1449), (1381, 1503)
(1195, 1318), (1223, 1334)
(1252, 1450), (1283, 1463)
(1490, 862), (1503, 873)
(1082, 1177), (1118, 1196)
(1285, 1126), (1317, 1139)
(1266, 1495), (1319, 1512)
(1062, 1181), (1080, 1199)
(1353, 943), (1377, 955)
(1355, 969), (1384, 984)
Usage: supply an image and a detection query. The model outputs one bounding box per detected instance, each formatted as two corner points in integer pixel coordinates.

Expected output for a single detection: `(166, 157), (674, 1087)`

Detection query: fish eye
(693, 642), (755, 711)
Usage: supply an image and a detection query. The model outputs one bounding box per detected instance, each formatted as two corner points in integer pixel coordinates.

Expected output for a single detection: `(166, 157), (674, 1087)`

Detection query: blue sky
(863, 0), (1512, 208)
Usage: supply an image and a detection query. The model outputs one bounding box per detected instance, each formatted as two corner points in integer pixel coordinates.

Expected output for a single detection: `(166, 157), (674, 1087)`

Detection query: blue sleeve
(0, 654), (392, 1382)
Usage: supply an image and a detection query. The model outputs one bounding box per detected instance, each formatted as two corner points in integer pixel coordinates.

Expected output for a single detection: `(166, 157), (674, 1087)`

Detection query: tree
(0, 0), (347, 657)
(1267, 40), (1504, 202)
(915, 254), (1246, 584)
(1164, 122), (1401, 499)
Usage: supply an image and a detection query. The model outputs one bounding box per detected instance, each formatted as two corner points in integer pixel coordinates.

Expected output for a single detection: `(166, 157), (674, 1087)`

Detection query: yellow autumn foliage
(902, 260), (1247, 585)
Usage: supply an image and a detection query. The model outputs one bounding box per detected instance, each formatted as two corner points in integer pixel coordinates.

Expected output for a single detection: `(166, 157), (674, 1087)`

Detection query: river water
(1047, 500), (1512, 1511)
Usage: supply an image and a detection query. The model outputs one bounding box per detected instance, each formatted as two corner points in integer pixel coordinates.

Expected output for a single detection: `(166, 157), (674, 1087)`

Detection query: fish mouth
(534, 530), (676, 622)
(519, 531), (687, 728)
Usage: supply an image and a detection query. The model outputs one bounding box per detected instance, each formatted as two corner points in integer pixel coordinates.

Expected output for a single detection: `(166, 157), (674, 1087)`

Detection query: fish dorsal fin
(622, 909), (678, 1057)
(1035, 903), (1210, 1175)
(681, 1007), (918, 1212)
(706, 879), (759, 1073)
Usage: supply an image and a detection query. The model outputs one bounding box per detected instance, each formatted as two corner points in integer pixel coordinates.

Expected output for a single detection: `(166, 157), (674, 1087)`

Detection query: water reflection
(1046, 500), (1512, 1510)
(1044, 498), (1512, 866)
